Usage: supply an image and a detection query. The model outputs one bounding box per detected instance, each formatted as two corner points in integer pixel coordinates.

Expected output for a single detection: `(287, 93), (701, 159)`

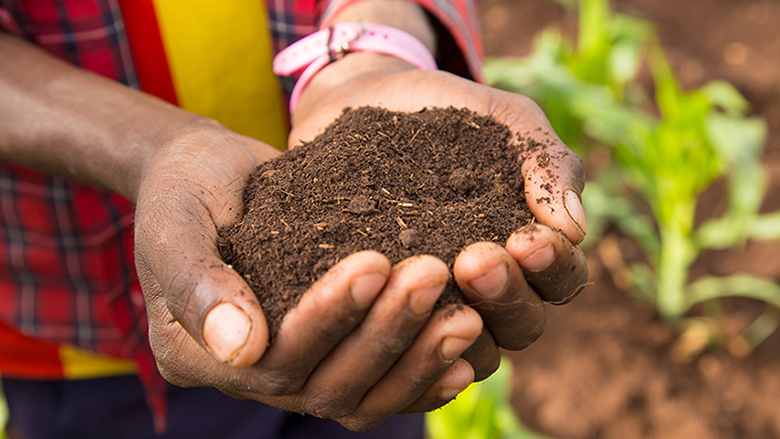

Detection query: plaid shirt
(0, 0), (481, 429)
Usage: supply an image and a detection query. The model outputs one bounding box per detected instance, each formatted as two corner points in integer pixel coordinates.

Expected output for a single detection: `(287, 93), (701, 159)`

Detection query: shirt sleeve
(0, 7), (23, 35)
(318, 0), (484, 83)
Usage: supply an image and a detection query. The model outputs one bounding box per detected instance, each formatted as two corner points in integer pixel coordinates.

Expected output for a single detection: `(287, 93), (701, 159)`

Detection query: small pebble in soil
(399, 228), (420, 249)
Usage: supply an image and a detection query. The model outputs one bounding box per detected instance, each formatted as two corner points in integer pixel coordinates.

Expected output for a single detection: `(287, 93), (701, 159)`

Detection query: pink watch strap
(273, 22), (437, 113)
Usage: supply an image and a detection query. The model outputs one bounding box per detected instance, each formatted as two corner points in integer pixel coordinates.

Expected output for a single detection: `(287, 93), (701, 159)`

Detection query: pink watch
(273, 22), (438, 113)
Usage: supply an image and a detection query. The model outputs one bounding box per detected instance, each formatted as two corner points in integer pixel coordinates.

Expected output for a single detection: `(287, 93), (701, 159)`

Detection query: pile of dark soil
(218, 106), (535, 337)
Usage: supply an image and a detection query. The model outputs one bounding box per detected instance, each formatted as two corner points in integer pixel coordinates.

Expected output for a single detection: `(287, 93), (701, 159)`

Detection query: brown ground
(219, 107), (535, 338)
(481, 1), (780, 438)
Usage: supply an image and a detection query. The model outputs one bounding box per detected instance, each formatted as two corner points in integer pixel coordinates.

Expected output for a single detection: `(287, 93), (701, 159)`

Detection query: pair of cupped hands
(134, 53), (588, 432)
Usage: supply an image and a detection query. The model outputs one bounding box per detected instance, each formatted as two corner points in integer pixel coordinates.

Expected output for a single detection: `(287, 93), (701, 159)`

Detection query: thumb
(478, 87), (587, 244)
(520, 138), (587, 244)
(135, 195), (269, 368)
(187, 259), (269, 368)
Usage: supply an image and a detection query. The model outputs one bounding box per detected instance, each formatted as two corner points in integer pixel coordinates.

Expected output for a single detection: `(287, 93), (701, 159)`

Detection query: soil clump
(219, 106), (535, 338)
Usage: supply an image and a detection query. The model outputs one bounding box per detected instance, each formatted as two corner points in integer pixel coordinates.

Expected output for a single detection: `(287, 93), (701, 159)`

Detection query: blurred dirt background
(480, 1), (780, 438)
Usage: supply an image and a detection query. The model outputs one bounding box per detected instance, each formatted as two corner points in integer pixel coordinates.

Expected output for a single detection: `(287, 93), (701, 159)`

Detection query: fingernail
(440, 337), (473, 362)
(520, 243), (555, 272)
(350, 273), (387, 308)
(202, 302), (251, 364)
(439, 369), (474, 401)
(410, 283), (446, 316)
(564, 189), (587, 235)
(440, 383), (472, 401)
(468, 263), (508, 299)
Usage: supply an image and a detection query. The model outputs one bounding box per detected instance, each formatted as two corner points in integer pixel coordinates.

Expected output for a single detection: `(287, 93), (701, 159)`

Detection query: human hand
(0, 25), (501, 430)
(291, 52), (589, 380)
(133, 124), (483, 431)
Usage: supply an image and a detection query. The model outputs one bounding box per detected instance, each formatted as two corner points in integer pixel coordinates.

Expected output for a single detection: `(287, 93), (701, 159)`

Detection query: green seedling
(0, 379), (7, 439)
(484, 0), (778, 350)
(426, 359), (553, 439)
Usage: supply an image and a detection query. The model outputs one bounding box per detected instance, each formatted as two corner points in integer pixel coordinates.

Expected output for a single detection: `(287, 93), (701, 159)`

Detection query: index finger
(452, 241), (547, 351)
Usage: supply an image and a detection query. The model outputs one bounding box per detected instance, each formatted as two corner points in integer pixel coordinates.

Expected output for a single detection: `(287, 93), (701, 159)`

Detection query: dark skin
(0, 0), (587, 432)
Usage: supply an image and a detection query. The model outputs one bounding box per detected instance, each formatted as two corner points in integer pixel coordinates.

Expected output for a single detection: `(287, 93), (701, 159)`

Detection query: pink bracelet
(273, 22), (438, 114)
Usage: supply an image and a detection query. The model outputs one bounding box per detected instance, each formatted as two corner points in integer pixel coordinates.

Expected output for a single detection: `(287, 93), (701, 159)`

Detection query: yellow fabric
(55, 2), (287, 382)
(152, 0), (288, 150)
(59, 345), (136, 379)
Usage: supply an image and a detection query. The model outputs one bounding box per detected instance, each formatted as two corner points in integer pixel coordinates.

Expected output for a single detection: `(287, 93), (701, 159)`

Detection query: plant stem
(656, 217), (696, 321)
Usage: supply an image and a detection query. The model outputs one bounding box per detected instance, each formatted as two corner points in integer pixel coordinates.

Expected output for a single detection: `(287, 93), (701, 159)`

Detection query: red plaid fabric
(0, 165), (140, 354)
(0, 0), (481, 429)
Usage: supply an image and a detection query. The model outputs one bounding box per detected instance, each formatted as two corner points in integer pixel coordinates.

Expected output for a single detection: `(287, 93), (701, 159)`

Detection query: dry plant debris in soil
(219, 106), (544, 338)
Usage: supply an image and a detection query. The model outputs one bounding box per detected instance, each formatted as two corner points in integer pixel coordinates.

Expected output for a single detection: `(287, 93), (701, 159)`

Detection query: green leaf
(577, 0), (609, 54)
(648, 42), (683, 121)
(751, 211), (780, 240)
(582, 175), (661, 257)
(0, 380), (7, 439)
(700, 80), (751, 116)
(486, 0), (774, 325)
(687, 274), (780, 310)
(695, 218), (744, 249)
(629, 263), (658, 303)
(608, 41), (642, 86)
(695, 163), (767, 249)
(695, 112), (769, 247)
(426, 360), (553, 439)
(706, 112), (767, 165)
(741, 307), (780, 350)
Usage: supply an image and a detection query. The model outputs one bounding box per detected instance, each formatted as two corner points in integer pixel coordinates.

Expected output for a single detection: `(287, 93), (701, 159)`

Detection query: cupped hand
(291, 53), (589, 380)
(133, 123), (482, 431)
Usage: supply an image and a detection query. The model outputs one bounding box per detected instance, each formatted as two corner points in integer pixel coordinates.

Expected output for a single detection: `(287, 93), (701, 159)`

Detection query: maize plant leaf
(700, 80), (751, 116)
(629, 263), (658, 303)
(607, 40), (643, 87)
(426, 360), (553, 439)
(751, 211), (780, 240)
(687, 274), (780, 311)
(582, 173), (660, 257)
(0, 380), (7, 439)
(696, 217), (750, 250)
(695, 113), (769, 248)
(695, 163), (767, 248)
(706, 112), (767, 165)
(571, 0), (651, 97)
(577, 0), (609, 54)
(610, 13), (655, 42)
(741, 307), (780, 350)
(487, 0), (775, 324)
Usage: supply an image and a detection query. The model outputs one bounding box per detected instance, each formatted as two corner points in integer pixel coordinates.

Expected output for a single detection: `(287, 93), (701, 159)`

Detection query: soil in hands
(218, 106), (537, 338)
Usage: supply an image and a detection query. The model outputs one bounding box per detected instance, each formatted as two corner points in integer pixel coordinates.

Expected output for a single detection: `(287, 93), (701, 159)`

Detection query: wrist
(292, 51), (415, 122)
(325, 0), (436, 54)
(275, 21), (436, 117)
(119, 109), (224, 201)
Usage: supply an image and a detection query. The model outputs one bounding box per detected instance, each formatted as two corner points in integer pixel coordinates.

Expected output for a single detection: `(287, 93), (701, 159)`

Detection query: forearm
(0, 33), (208, 201)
